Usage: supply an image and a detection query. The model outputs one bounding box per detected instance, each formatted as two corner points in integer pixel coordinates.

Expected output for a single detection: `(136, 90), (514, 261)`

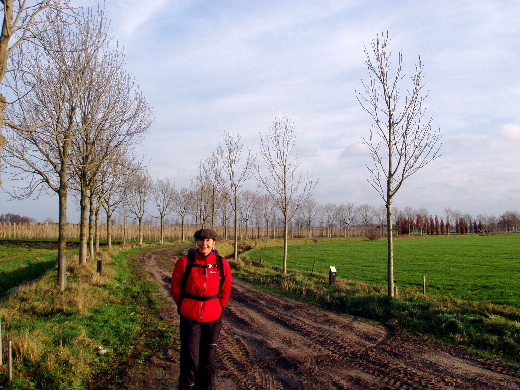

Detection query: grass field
(248, 234), (520, 306)
(0, 247), (57, 294)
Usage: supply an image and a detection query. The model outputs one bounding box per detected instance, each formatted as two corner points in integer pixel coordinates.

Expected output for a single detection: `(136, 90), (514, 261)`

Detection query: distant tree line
(394, 208), (518, 235)
(2, 203), (519, 239)
(0, 213), (35, 224)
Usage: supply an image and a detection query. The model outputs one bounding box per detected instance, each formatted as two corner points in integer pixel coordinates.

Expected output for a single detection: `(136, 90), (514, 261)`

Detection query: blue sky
(2, 0), (520, 222)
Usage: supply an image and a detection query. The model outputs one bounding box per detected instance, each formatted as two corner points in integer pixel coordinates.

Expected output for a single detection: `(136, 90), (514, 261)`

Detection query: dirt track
(120, 246), (520, 390)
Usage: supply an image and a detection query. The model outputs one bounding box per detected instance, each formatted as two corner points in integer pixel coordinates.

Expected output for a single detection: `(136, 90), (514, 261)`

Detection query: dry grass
(0, 253), (121, 389)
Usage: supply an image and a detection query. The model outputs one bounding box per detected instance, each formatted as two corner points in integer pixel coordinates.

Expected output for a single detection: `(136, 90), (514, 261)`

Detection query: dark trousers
(179, 316), (223, 390)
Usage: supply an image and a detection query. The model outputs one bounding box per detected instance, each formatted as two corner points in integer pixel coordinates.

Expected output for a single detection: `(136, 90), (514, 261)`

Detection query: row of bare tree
(118, 185), (519, 241)
(115, 118), (317, 274)
(1, 3), (152, 290)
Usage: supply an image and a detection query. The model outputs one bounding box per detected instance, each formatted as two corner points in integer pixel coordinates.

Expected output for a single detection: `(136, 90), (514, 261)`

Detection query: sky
(2, 0), (520, 223)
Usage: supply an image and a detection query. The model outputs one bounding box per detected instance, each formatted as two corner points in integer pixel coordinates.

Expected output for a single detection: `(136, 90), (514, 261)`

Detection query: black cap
(194, 228), (217, 240)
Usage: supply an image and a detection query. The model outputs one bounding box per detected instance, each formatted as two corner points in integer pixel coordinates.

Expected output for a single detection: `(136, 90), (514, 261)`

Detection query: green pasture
(0, 246), (57, 294)
(248, 235), (520, 306)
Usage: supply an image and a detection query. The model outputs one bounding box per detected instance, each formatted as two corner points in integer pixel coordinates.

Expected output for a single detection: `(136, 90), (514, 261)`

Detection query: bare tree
(357, 32), (441, 297)
(171, 186), (193, 242)
(257, 193), (275, 239)
(98, 149), (140, 249)
(0, 1), (72, 182)
(300, 198), (319, 238)
(258, 117), (317, 274)
(153, 177), (175, 244)
(216, 132), (256, 261)
(356, 203), (375, 227)
(69, 7), (152, 265)
(337, 202), (355, 237)
(191, 160), (214, 228)
(217, 191), (231, 240)
(321, 203), (338, 238)
(238, 189), (257, 240)
(126, 169), (152, 246)
(2, 8), (109, 290)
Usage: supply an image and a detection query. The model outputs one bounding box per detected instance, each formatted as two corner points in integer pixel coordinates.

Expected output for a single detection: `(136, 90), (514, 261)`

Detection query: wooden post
(422, 275), (427, 294)
(8, 340), (13, 382)
(0, 317), (3, 366)
(329, 266), (336, 284)
(97, 260), (103, 275)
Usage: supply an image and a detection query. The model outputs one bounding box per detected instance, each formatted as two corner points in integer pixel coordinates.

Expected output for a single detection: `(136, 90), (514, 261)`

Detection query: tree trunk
(106, 212), (112, 249)
(160, 215), (164, 244)
(122, 214), (127, 247)
(234, 193), (238, 262)
(57, 175), (68, 291)
(94, 205), (101, 253)
(386, 198), (394, 297)
(88, 195), (95, 258)
(138, 216), (143, 246)
(79, 185), (89, 264)
(283, 211), (288, 274)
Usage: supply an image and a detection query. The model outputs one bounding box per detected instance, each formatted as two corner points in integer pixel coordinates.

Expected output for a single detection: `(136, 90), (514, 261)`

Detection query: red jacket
(171, 250), (232, 322)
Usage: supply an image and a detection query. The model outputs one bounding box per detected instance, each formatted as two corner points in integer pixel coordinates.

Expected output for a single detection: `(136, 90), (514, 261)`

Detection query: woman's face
(197, 238), (215, 257)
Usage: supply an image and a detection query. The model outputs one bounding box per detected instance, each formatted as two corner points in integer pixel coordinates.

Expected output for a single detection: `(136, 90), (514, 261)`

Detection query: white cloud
(494, 124), (520, 143)
(109, 0), (170, 36)
(340, 141), (368, 159)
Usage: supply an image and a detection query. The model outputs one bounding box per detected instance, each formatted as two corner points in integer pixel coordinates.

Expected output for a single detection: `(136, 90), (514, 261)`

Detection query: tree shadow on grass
(0, 259), (55, 294)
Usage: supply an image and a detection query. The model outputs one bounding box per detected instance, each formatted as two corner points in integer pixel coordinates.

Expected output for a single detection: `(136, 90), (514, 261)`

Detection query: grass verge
(0, 245), (177, 390)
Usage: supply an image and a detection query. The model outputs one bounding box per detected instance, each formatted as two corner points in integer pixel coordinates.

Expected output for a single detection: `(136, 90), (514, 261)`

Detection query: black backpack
(179, 248), (225, 303)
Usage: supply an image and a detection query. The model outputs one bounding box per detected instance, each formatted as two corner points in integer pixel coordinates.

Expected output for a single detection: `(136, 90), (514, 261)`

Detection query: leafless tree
(1, 7), (109, 290)
(299, 198), (319, 238)
(357, 32), (441, 297)
(98, 149), (140, 249)
(321, 203), (338, 238)
(444, 207), (462, 235)
(357, 203), (375, 227)
(126, 169), (152, 246)
(337, 202), (355, 237)
(216, 132), (256, 261)
(68, 7), (152, 265)
(257, 193), (275, 239)
(171, 186), (193, 242)
(153, 177), (175, 244)
(191, 159), (215, 229)
(238, 189), (257, 240)
(0, 0), (72, 183)
(258, 117), (317, 274)
(217, 191), (231, 240)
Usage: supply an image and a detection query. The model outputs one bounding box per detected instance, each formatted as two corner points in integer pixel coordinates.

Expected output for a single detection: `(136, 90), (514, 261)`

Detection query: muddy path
(124, 246), (519, 389)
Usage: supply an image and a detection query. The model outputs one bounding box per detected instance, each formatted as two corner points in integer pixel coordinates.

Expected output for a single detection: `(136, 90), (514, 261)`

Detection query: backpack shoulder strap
(216, 254), (224, 293)
(180, 249), (195, 294)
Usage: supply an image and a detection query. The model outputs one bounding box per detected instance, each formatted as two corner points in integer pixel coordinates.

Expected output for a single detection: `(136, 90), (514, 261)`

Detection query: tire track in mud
(140, 247), (520, 390)
(217, 281), (519, 389)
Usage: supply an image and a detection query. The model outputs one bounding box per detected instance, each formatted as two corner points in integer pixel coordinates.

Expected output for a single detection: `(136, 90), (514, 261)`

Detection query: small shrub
(365, 227), (382, 240)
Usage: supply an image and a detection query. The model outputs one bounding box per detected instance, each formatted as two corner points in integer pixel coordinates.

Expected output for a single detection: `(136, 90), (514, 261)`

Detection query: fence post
(8, 340), (13, 383)
(0, 317), (2, 366)
(329, 266), (336, 284)
(422, 275), (427, 294)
